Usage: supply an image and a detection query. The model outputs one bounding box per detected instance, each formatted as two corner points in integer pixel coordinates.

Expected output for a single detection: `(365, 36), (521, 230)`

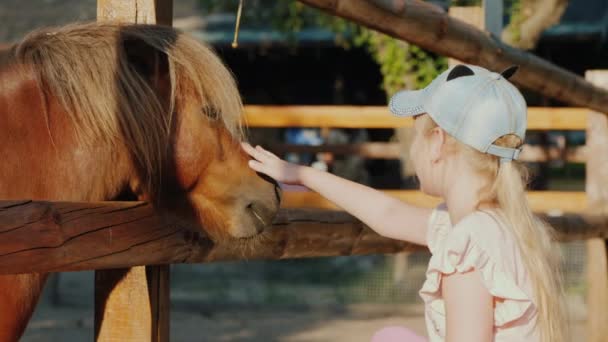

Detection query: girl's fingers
(253, 145), (274, 161)
(248, 160), (265, 173)
(255, 145), (267, 155)
(255, 144), (280, 159)
(242, 143), (267, 162)
(241, 142), (256, 156)
(243, 143), (280, 165)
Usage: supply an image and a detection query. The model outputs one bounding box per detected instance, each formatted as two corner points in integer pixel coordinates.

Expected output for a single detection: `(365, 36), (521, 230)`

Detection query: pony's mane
(11, 22), (243, 191)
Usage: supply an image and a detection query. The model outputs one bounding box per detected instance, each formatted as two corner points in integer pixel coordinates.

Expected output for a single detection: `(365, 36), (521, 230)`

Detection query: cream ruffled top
(419, 203), (540, 341)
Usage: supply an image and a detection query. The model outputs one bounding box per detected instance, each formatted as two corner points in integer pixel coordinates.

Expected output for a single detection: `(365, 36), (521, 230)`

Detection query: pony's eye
(202, 106), (221, 120)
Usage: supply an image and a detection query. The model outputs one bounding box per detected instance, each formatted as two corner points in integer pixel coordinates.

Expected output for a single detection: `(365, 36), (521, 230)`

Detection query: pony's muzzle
(246, 190), (280, 233)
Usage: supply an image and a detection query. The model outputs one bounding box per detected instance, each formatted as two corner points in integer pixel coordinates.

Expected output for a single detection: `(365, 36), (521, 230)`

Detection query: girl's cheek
(410, 136), (425, 171)
(410, 140), (432, 192)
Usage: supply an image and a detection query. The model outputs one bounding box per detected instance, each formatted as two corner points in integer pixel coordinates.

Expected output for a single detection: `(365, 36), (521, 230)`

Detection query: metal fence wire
(170, 241), (588, 309)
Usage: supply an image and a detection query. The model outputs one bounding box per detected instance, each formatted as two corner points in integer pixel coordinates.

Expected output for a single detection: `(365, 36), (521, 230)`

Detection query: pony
(0, 22), (281, 340)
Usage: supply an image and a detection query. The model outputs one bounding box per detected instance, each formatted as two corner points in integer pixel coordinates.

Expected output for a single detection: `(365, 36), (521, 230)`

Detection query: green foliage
(198, 0), (447, 95)
(504, 0), (524, 44)
(355, 29), (447, 94)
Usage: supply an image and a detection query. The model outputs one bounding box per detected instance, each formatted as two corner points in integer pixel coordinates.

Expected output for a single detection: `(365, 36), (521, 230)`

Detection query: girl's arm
(242, 143), (431, 245)
(443, 270), (494, 342)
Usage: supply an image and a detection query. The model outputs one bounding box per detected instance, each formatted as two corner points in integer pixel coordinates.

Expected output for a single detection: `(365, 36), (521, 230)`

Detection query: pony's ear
(122, 37), (171, 96)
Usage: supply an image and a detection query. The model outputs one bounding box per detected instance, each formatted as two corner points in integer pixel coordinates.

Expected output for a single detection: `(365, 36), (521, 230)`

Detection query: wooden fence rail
(266, 143), (586, 163)
(283, 190), (588, 214)
(0, 200), (418, 274)
(1, 198), (604, 275)
(244, 106), (588, 130)
(296, 0), (608, 115)
(2, 0), (601, 341)
(244, 105), (588, 164)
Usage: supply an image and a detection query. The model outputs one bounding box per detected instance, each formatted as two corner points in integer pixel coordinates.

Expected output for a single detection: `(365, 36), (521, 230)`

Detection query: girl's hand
(241, 142), (303, 185)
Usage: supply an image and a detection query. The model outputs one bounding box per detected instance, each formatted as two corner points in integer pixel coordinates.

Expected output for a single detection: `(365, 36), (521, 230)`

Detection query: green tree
(199, 0), (571, 90)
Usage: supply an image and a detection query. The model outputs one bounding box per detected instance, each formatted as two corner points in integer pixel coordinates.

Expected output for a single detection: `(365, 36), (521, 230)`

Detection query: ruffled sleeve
(420, 212), (534, 328)
(426, 203), (451, 254)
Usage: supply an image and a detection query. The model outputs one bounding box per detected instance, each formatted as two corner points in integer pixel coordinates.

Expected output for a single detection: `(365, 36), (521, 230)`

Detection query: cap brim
(389, 88), (427, 117)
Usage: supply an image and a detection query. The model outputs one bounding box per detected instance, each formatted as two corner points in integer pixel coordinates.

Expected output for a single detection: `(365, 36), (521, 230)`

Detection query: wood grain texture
(243, 105), (588, 130)
(295, 0), (608, 114)
(0, 201), (418, 274)
(0, 200), (605, 275)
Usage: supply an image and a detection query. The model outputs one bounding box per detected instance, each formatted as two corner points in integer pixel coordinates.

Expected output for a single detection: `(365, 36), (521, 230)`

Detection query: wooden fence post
(447, 6), (485, 66)
(584, 70), (608, 342)
(94, 266), (170, 341)
(95, 1), (172, 341)
(97, 0), (173, 26)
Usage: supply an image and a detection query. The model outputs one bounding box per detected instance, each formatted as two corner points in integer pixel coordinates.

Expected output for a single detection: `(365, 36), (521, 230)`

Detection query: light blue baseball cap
(389, 64), (527, 163)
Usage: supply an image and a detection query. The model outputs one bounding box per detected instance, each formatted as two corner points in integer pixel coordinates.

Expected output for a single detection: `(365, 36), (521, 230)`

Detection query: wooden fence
(245, 105), (588, 162)
(4, 104), (605, 341)
(1, 197), (605, 273)
(2, 0), (607, 341)
(246, 103), (606, 341)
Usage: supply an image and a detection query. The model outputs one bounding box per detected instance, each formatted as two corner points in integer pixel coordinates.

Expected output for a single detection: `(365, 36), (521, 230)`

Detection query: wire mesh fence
(170, 241), (588, 310)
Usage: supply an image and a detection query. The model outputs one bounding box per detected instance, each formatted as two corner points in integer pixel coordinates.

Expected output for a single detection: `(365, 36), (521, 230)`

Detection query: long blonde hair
(418, 114), (567, 342)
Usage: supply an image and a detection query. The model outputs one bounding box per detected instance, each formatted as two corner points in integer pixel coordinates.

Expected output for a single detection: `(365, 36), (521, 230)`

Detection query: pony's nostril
(247, 200), (279, 230)
(247, 203), (267, 232)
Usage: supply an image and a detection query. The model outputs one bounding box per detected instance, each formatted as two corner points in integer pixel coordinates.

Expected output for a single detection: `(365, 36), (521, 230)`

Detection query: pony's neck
(0, 58), (136, 201)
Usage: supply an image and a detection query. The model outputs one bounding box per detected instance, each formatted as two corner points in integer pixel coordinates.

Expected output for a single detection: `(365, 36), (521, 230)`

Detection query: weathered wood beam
(0, 200), (605, 275)
(0, 201), (416, 274)
(296, 0), (608, 114)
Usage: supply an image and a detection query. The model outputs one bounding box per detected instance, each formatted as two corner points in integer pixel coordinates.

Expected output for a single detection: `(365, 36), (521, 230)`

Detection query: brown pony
(0, 22), (280, 340)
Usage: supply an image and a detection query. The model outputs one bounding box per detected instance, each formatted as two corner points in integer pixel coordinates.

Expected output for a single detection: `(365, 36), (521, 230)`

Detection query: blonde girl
(242, 64), (566, 342)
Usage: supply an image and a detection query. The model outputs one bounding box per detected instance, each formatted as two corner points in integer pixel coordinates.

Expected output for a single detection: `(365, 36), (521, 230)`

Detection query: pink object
(371, 326), (426, 342)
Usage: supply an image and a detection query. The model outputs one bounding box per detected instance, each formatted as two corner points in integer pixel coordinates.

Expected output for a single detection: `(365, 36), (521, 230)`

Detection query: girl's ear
(429, 127), (445, 163)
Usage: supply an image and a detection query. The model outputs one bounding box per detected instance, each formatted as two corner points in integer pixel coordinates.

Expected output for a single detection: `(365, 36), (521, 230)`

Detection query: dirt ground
(20, 265), (588, 342)
(22, 302), (586, 342)
(22, 304), (428, 342)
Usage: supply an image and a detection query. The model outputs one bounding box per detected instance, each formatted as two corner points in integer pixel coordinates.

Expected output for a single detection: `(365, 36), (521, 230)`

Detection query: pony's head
(14, 23), (280, 241)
